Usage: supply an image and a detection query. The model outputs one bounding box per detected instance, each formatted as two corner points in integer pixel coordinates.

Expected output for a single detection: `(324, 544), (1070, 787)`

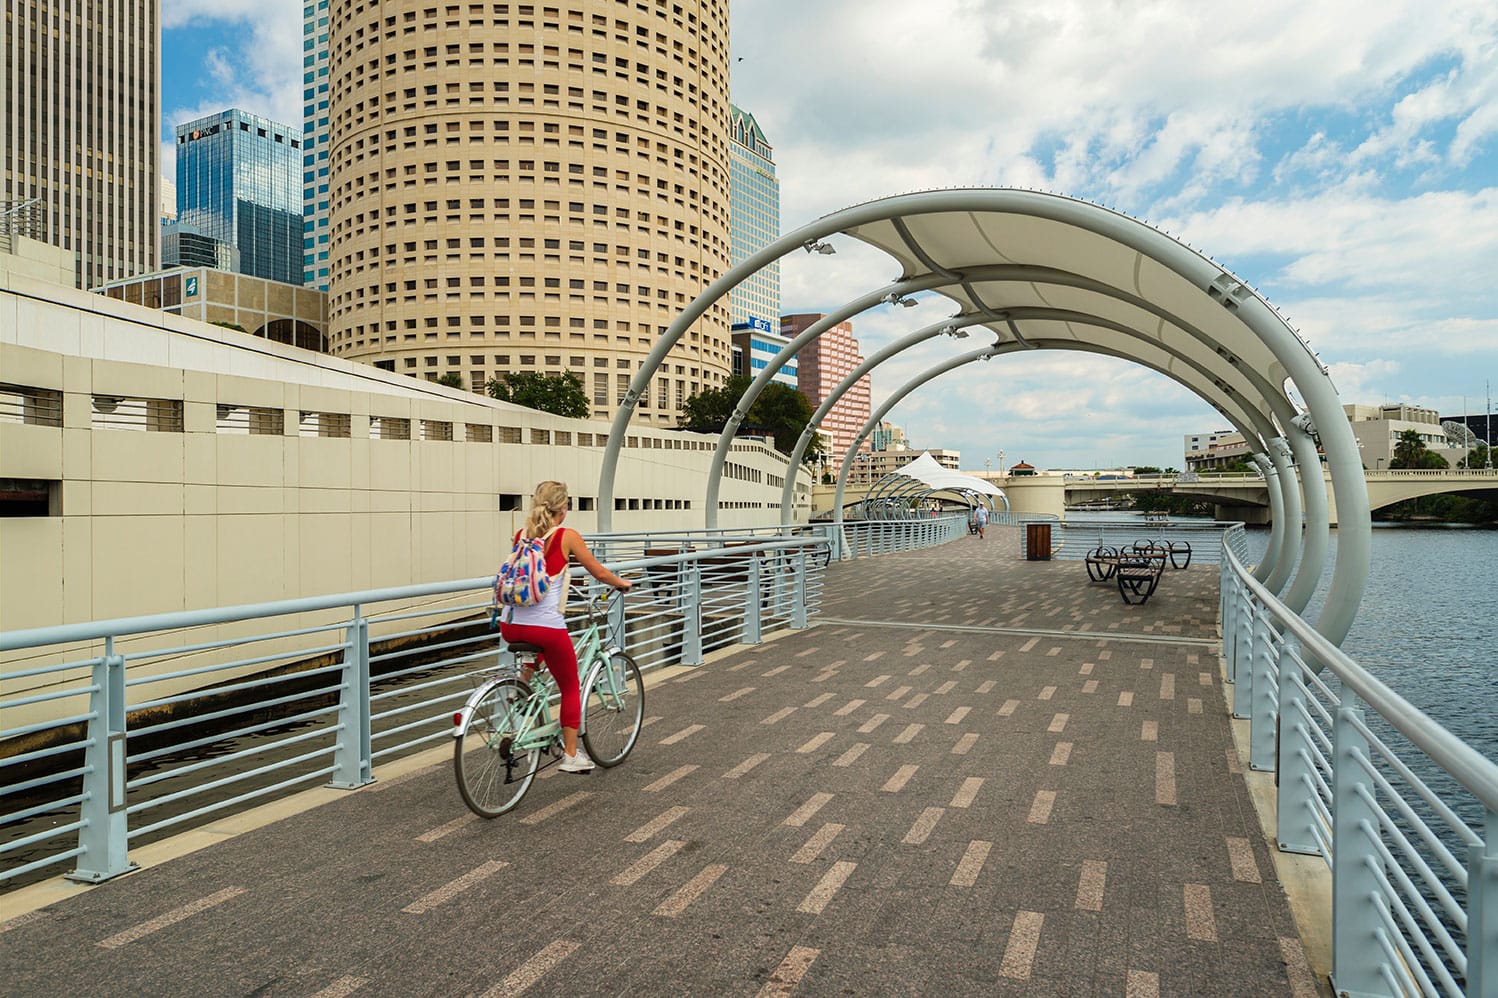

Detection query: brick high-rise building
(3, 0), (159, 288)
(783, 312), (870, 463)
(322, 0), (734, 425)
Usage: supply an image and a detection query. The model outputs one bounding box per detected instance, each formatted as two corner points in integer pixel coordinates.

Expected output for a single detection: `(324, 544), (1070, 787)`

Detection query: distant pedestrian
(973, 505), (989, 539)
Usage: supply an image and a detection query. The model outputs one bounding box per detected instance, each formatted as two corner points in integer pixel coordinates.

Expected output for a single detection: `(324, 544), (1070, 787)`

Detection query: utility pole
(1487, 380), (1493, 469)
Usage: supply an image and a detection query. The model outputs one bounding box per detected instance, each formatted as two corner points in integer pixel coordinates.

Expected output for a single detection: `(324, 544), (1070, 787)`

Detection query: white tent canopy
(892, 452), (1005, 502)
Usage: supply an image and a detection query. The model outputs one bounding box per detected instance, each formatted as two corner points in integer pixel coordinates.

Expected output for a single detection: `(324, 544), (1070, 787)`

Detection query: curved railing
(1220, 524), (1498, 996)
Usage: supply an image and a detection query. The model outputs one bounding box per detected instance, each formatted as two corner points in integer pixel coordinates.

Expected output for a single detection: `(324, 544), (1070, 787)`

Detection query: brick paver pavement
(0, 527), (1319, 996)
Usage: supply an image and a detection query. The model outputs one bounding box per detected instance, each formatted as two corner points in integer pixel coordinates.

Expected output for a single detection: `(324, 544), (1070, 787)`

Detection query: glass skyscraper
(302, 0), (331, 289)
(176, 110), (304, 286)
(727, 104), (781, 329)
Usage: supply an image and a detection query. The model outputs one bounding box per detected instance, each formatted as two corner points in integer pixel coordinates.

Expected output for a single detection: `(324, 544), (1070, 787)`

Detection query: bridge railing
(835, 513), (969, 558)
(0, 518), (966, 890)
(0, 530), (825, 889)
(1013, 517), (1236, 563)
(1220, 525), (1498, 996)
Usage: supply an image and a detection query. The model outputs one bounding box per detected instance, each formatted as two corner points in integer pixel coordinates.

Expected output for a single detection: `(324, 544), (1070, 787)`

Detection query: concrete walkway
(1, 530), (1321, 996)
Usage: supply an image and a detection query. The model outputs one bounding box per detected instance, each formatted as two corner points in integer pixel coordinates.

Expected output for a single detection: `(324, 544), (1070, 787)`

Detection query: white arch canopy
(890, 452), (1007, 507)
(595, 188), (1371, 645)
(855, 451), (1009, 520)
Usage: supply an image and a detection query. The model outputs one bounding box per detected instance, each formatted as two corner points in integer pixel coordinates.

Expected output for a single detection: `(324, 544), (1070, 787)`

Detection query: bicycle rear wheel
(455, 678), (539, 817)
(581, 651), (644, 767)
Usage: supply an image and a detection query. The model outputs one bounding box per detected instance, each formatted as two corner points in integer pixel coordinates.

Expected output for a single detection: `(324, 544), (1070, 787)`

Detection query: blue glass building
(728, 104), (790, 386)
(302, 0), (331, 289)
(175, 110), (304, 286)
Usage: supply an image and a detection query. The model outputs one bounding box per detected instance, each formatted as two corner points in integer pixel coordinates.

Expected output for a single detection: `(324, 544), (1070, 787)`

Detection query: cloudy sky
(161, 0), (1498, 470)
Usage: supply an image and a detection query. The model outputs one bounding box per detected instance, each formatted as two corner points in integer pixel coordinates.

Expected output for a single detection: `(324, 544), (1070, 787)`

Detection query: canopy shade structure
(595, 188), (1370, 646)
(891, 452), (1007, 506)
(855, 451), (1009, 520)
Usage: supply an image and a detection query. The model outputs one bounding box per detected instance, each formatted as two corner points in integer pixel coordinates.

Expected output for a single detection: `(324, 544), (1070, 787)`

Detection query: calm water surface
(1239, 522), (1496, 761)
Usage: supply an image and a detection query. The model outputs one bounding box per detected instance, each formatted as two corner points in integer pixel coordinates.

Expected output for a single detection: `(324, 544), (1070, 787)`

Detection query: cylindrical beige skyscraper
(324, 0), (733, 426)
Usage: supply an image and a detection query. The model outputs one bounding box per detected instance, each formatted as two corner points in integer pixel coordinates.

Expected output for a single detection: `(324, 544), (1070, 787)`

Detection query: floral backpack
(494, 526), (561, 610)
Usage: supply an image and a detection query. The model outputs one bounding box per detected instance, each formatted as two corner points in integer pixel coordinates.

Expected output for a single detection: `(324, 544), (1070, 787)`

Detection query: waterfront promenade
(1, 531), (1322, 996)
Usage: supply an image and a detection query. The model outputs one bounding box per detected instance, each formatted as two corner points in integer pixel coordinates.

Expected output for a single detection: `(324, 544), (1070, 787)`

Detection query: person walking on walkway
(499, 480), (632, 773)
(973, 504), (989, 540)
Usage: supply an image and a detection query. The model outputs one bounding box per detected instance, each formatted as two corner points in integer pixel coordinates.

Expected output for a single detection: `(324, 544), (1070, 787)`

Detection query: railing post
(1233, 601), (1256, 720)
(1330, 702), (1382, 997)
(742, 553), (762, 644)
(1249, 610), (1278, 772)
(1219, 559), (1234, 675)
(68, 638), (133, 883)
(792, 550), (808, 629)
(1275, 641), (1320, 855)
(330, 607), (374, 789)
(683, 560), (703, 665)
(1468, 810), (1497, 998)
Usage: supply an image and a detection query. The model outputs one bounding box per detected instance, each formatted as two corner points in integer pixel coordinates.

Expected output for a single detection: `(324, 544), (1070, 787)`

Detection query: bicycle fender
(453, 682), (499, 738)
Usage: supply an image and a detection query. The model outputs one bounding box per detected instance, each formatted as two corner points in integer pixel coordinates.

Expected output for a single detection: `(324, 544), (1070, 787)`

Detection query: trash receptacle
(1025, 522), (1052, 561)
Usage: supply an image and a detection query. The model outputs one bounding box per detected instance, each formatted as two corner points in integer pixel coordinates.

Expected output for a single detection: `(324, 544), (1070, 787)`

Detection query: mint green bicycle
(452, 591), (644, 817)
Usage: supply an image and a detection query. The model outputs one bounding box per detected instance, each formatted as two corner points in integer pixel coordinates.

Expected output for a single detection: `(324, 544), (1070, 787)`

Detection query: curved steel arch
(778, 315), (989, 519)
(782, 303), (1311, 591)
(832, 347), (1004, 536)
(596, 189), (1369, 644)
(746, 262), (1318, 529)
(827, 334), (1298, 583)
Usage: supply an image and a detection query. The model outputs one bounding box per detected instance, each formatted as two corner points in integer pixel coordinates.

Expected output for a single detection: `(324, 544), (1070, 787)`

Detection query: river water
(1168, 516), (1497, 763)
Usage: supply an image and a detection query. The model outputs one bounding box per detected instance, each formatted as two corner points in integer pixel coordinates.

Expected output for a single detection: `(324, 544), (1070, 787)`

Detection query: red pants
(499, 622), (581, 729)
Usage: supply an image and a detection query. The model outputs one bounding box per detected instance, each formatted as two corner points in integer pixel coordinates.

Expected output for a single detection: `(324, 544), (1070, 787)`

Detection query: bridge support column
(1216, 503), (1271, 526)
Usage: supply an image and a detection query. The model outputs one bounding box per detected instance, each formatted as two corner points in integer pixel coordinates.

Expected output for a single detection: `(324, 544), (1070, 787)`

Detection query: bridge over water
(820, 470), (1498, 524)
(4, 521), (1496, 996)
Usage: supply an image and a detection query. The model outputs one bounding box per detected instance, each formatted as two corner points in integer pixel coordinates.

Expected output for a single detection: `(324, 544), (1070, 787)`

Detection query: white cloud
(161, 0), (304, 137)
(158, 0), (1498, 469)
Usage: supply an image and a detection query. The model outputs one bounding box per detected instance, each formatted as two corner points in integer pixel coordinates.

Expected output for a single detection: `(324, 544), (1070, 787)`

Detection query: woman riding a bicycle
(499, 480), (632, 774)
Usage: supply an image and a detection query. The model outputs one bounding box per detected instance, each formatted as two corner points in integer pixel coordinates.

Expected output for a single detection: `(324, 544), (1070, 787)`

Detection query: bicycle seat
(506, 642), (545, 656)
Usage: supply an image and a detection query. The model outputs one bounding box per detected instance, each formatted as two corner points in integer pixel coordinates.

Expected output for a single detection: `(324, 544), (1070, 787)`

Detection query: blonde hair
(523, 480), (569, 539)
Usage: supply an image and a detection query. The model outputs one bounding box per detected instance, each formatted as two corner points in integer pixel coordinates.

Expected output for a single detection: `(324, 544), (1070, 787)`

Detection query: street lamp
(985, 457), (991, 479)
(998, 450), (1005, 477)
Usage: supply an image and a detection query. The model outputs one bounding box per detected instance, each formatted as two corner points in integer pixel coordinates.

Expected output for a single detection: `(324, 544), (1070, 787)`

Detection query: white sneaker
(559, 749), (594, 774)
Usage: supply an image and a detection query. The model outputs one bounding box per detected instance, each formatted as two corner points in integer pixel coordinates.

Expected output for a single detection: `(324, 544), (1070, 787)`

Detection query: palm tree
(1391, 429), (1426, 469)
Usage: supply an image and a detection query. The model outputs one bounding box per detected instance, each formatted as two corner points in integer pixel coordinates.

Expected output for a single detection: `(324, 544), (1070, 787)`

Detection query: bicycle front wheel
(581, 652), (644, 767)
(455, 678), (539, 817)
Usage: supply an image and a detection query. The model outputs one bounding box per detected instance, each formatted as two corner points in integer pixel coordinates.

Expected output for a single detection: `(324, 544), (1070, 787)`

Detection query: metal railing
(833, 513), (969, 558)
(1015, 516), (1235, 563)
(0, 521), (951, 889)
(1220, 524), (1498, 996)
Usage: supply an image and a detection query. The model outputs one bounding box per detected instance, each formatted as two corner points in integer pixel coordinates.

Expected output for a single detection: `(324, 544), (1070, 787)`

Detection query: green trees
(1460, 442), (1492, 470)
(436, 372), (464, 389)
(1391, 428), (1449, 469)
(677, 375), (747, 433)
(486, 371), (590, 418)
(678, 375), (827, 466)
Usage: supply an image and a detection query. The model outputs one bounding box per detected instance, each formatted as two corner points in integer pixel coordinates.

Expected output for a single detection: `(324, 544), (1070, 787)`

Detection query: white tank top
(504, 529), (571, 629)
